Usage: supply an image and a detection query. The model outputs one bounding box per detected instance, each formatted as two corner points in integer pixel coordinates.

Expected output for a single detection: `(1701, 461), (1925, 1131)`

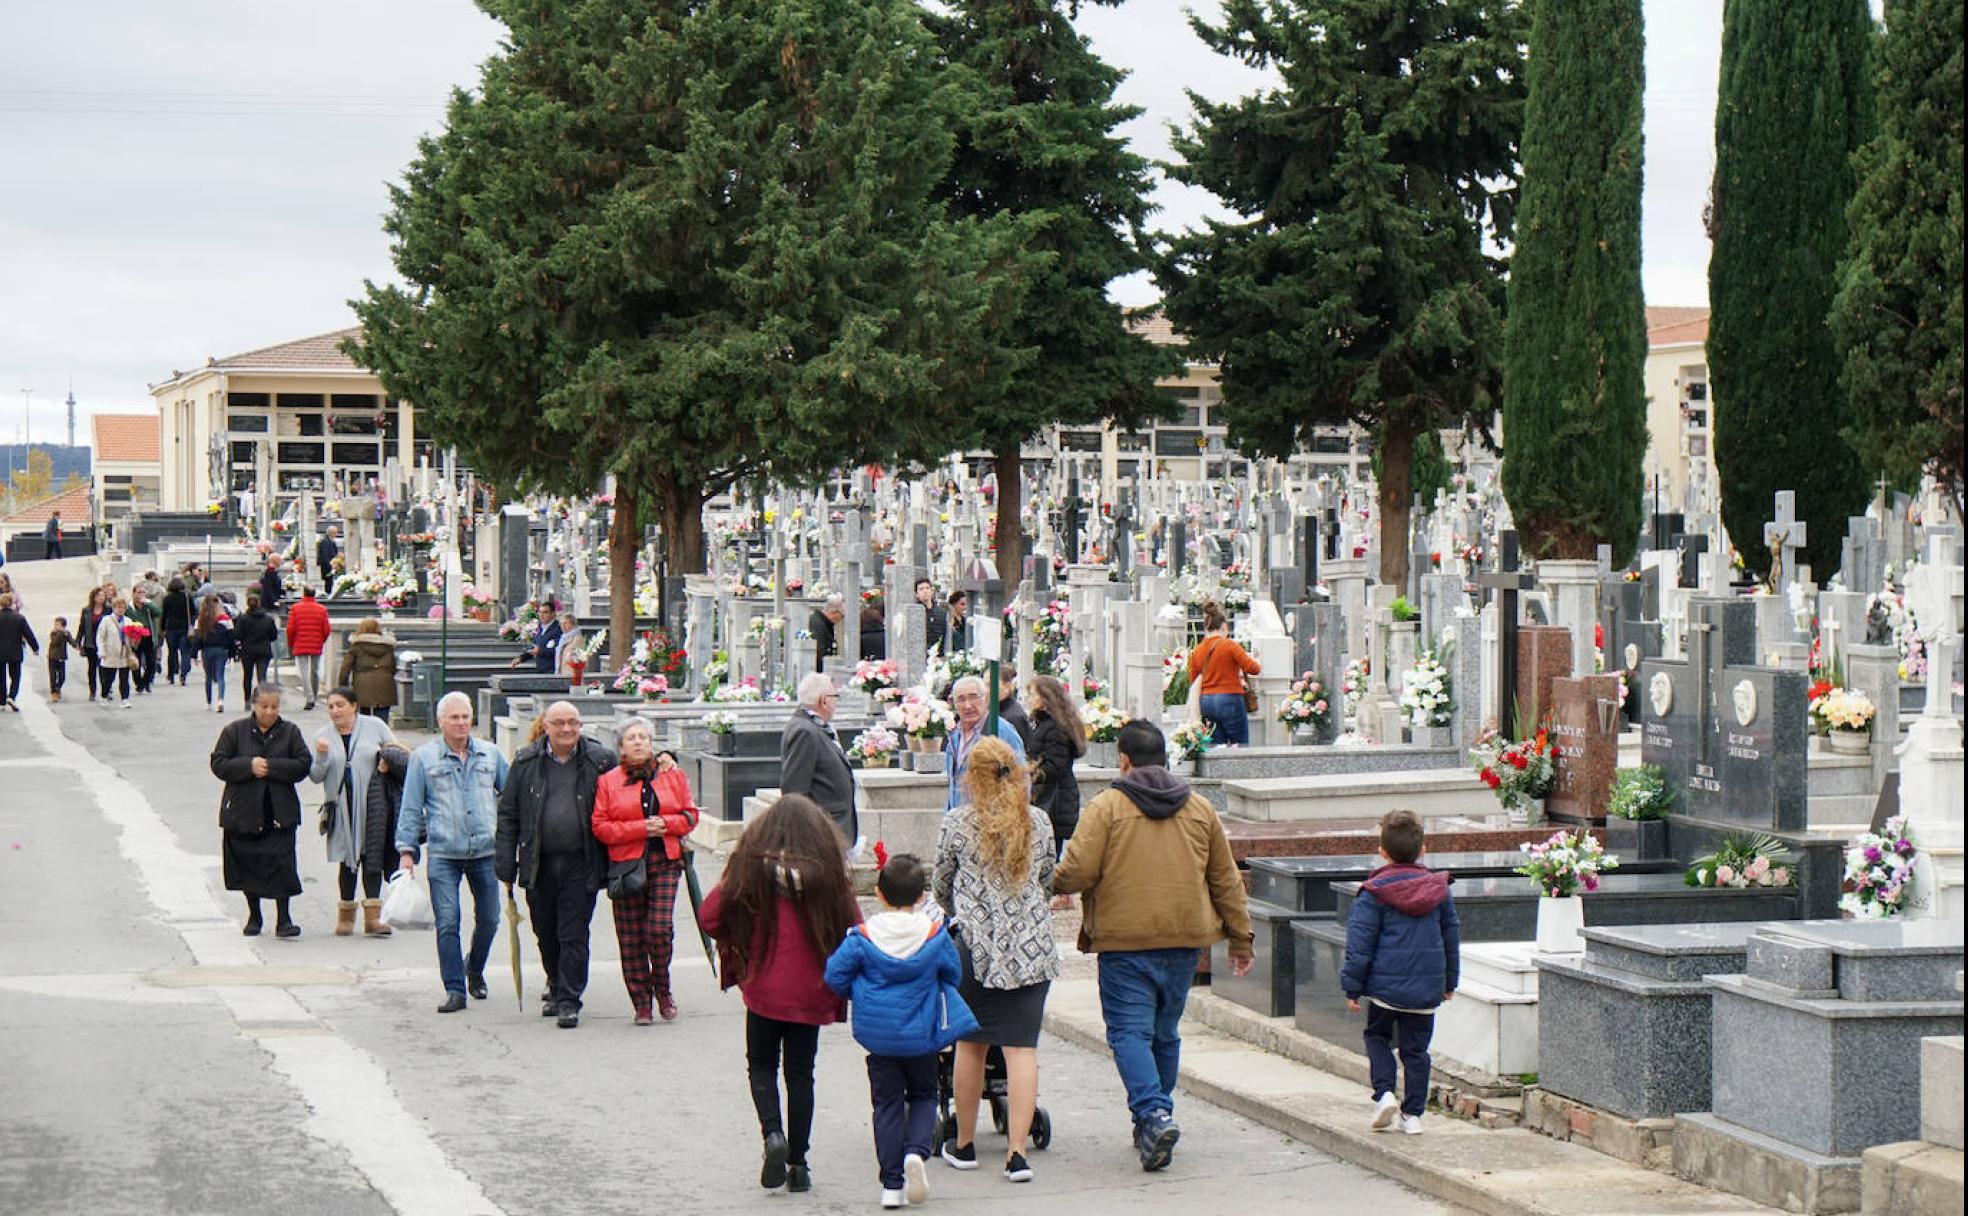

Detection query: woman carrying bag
(591, 721), (701, 1025)
(1185, 601), (1261, 746)
(310, 686), (404, 937)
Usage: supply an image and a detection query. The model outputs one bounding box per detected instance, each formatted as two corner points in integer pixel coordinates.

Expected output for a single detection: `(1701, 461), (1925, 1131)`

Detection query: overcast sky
(0, 0), (1723, 444)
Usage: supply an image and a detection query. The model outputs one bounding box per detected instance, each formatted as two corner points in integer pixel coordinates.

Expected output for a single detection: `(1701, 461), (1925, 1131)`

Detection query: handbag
(1242, 670), (1260, 713)
(606, 856), (648, 901)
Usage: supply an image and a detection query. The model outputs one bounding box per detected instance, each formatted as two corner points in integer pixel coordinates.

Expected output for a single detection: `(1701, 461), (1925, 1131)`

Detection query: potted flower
(460, 582), (496, 623)
(850, 658), (899, 699)
(1840, 817), (1919, 918)
(1169, 720), (1215, 774)
(1604, 764), (1675, 859)
(1470, 726), (1556, 826)
(1811, 686), (1876, 754)
(1398, 648), (1452, 745)
(611, 634), (676, 702)
(572, 628), (606, 689)
(1161, 649), (1191, 707)
(1516, 830), (1619, 954)
(703, 710), (739, 756)
(847, 725), (901, 770)
(1686, 833), (1795, 889)
(889, 693), (956, 772)
(1083, 696), (1125, 768)
(1277, 673), (1333, 743)
(701, 650), (730, 698)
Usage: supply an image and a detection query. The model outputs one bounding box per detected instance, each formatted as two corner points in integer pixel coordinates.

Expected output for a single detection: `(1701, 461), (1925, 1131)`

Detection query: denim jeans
(1198, 693), (1249, 746)
(1364, 1004), (1435, 1117)
(426, 854), (500, 997)
(1097, 947), (1200, 1123)
(867, 1052), (938, 1189)
(202, 647), (229, 706)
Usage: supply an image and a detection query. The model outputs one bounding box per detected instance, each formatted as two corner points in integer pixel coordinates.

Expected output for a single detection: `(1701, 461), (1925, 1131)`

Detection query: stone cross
(1762, 491), (1808, 591)
(1476, 529), (1539, 738)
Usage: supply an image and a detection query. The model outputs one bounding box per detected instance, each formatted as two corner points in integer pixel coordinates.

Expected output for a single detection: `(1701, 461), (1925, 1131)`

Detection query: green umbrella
(504, 885), (525, 1009)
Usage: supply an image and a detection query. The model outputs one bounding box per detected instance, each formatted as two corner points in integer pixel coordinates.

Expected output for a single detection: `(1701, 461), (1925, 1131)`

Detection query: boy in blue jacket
(1341, 809), (1460, 1135)
(825, 854), (970, 1209)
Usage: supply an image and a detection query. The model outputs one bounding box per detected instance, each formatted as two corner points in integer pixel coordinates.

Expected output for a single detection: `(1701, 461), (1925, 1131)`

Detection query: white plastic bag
(379, 870), (433, 930)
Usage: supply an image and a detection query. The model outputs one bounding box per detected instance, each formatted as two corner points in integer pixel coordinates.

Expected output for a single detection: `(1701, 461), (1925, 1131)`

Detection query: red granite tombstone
(1515, 625), (1573, 728)
(1546, 673), (1624, 823)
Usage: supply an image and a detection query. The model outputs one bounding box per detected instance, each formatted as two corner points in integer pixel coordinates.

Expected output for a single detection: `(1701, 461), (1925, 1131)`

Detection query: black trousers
(98, 665), (131, 701)
(242, 655), (271, 701)
(1363, 1003), (1435, 1118)
(135, 639), (157, 692)
(528, 850), (597, 1011)
(0, 657), (20, 702)
(746, 1011), (821, 1164)
(338, 862), (384, 901)
(867, 1052), (938, 1189)
(47, 658), (65, 696)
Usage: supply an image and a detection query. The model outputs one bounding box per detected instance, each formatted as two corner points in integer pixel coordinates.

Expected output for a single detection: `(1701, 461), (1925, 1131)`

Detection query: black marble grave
(1209, 899), (1326, 1017)
(1329, 873), (1801, 943)
(1247, 852), (1682, 914)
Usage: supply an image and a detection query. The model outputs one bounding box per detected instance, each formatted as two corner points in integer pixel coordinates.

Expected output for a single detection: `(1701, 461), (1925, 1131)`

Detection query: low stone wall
(1522, 1088), (1675, 1174)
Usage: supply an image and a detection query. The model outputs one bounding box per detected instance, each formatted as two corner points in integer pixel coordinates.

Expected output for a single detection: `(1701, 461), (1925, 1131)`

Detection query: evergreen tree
(351, 0), (1030, 660)
(926, 0), (1179, 586)
(1499, 0), (1648, 565)
(1159, 0), (1525, 587)
(1831, 0), (1963, 512)
(1709, 0), (1874, 581)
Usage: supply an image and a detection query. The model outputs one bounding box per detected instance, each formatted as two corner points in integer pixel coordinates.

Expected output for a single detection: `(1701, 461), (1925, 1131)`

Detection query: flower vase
(1535, 895), (1587, 954)
(712, 732), (736, 757)
(914, 747), (947, 776)
(1506, 797), (1544, 828)
(866, 754), (891, 770)
(1827, 727), (1870, 755)
(568, 661), (586, 688)
(1087, 740), (1117, 769)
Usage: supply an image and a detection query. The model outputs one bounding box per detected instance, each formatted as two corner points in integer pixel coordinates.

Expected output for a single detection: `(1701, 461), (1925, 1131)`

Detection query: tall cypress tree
(1709, 0), (1874, 581)
(1500, 0), (1648, 564)
(1831, 0), (1963, 512)
(926, 0), (1179, 586)
(1159, 0), (1525, 588)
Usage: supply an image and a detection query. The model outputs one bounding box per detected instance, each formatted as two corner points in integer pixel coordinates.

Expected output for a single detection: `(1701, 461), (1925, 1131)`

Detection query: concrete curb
(1042, 979), (1776, 1216)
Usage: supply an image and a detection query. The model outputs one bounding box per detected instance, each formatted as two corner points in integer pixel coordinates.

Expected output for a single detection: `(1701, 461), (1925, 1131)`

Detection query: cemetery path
(0, 667), (1466, 1216)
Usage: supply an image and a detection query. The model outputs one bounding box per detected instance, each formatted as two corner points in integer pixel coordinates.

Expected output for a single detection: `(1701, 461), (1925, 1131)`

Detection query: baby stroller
(932, 1045), (1052, 1153)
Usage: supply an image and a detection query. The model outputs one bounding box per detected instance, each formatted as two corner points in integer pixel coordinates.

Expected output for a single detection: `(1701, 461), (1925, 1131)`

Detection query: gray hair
(951, 675), (987, 699)
(252, 683), (283, 704)
(823, 593), (845, 612)
(542, 700), (581, 722)
(618, 718), (655, 745)
(797, 672), (836, 708)
(436, 691), (474, 719)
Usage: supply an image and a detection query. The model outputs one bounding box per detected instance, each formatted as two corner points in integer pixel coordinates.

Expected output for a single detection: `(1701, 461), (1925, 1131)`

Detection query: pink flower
(1770, 868), (1791, 887)
(1715, 864), (1737, 887)
(1582, 874), (1600, 893)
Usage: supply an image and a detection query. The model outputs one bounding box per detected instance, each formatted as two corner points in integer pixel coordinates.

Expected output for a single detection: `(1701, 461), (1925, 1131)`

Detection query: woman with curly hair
(700, 794), (862, 1195)
(932, 736), (1057, 1183)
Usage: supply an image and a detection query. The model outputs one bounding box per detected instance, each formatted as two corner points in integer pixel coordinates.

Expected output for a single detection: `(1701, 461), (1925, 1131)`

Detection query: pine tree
(351, 0), (1031, 659)
(1499, 0), (1648, 565)
(1709, 0), (1875, 580)
(1831, 0), (1963, 512)
(926, 0), (1179, 586)
(1159, 0), (1525, 587)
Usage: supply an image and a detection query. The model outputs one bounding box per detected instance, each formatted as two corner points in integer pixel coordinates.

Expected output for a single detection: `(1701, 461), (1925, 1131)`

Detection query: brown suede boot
(334, 900), (357, 936)
(361, 899), (392, 936)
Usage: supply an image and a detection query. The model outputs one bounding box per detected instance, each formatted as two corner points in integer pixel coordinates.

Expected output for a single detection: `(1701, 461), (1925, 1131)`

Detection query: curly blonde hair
(962, 736), (1033, 886)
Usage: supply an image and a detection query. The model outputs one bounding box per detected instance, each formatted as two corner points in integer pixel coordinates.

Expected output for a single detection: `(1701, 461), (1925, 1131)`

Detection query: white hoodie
(862, 908), (935, 960)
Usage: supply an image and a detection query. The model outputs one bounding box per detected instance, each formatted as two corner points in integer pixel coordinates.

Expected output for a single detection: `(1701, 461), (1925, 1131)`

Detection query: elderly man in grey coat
(779, 672), (858, 847)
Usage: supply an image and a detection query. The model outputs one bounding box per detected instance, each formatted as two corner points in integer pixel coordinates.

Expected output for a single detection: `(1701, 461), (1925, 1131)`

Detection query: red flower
(1507, 752), (1528, 770)
(1480, 768), (1501, 789)
(873, 841), (889, 870)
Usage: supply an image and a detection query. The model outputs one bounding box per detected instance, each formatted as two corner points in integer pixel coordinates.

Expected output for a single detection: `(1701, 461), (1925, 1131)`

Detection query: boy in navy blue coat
(826, 854), (972, 1209)
(1341, 809), (1460, 1134)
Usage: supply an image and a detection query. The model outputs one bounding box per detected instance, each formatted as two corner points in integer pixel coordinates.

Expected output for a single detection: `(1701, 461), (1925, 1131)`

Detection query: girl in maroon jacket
(700, 794), (861, 1195)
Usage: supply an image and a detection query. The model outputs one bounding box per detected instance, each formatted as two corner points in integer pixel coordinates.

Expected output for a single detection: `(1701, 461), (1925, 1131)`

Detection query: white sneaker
(881, 1189), (906, 1209)
(1371, 1092), (1400, 1131)
(121, 701), (132, 710)
(1398, 1115), (1424, 1135)
(903, 1153), (929, 1203)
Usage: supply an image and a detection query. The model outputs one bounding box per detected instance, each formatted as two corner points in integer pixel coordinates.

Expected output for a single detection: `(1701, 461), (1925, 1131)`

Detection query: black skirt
(223, 826), (303, 898)
(957, 944), (1050, 1049)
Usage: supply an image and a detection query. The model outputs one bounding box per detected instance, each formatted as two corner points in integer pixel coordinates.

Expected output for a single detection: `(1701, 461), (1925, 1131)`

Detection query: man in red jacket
(285, 587), (332, 710)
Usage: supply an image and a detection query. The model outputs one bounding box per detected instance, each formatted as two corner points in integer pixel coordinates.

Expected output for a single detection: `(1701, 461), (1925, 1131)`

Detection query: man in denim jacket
(397, 691), (511, 1013)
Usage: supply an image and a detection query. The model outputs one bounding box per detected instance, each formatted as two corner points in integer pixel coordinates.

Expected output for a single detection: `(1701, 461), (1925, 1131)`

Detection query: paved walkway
(0, 557), (1463, 1215)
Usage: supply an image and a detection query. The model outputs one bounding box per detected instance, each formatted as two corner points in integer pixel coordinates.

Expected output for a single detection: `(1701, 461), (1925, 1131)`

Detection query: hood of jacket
(1111, 765), (1192, 820)
(1364, 863), (1452, 916)
(861, 909), (936, 960)
(349, 633), (398, 652)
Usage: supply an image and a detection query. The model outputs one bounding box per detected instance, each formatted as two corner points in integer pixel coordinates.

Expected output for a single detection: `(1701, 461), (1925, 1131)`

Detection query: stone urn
(914, 748), (948, 776)
(1535, 895), (1586, 954)
(712, 732), (736, 757)
(1827, 727), (1870, 755)
(1409, 723), (1452, 748)
(1604, 815), (1672, 861)
(1086, 740), (1118, 769)
(1507, 796), (1545, 828)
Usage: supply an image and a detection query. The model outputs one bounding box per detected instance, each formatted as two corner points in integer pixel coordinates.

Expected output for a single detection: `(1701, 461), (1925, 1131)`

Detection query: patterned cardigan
(932, 804), (1060, 990)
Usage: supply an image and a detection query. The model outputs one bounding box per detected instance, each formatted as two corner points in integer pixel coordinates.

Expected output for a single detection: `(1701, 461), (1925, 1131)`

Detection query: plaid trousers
(612, 854), (684, 1016)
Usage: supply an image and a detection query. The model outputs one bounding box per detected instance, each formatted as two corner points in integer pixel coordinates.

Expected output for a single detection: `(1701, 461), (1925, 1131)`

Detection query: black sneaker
(1135, 1112), (1180, 1172)
(761, 1131), (789, 1188)
(1003, 1151), (1033, 1183)
(941, 1140), (978, 1170)
(556, 1006), (580, 1029)
(786, 1164), (811, 1193)
(467, 974), (489, 1000)
(541, 995), (558, 1018)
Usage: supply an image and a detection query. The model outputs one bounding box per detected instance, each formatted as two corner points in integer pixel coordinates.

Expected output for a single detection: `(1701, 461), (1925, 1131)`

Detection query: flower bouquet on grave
(709, 676), (767, 704)
(1686, 833), (1794, 889)
(851, 658), (900, 698)
(702, 710), (738, 735)
(889, 692), (956, 752)
(1341, 657), (1370, 721)
(1032, 599), (1070, 673)
(1840, 818), (1920, 917)
(1170, 720), (1215, 762)
(701, 649), (731, 696)
(1516, 830), (1618, 898)
(1221, 584), (1253, 613)
(1082, 696), (1125, 744)
(1277, 673), (1333, 732)
(612, 632), (684, 701)
(846, 725), (901, 769)
(1161, 649), (1191, 707)
(500, 600), (543, 643)
(1398, 648), (1452, 728)
(1080, 675), (1105, 701)
(461, 582), (495, 622)
(1810, 686), (1875, 749)
(748, 615), (785, 642)
(1470, 724), (1555, 823)
(1606, 764), (1674, 821)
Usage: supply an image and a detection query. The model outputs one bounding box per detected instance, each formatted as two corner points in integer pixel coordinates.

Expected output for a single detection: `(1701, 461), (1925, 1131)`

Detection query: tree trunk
(993, 446), (1023, 588)
(1377, 421), (1416, 590)
(606, 476), (639, 674)
(655, 472), (707, 576)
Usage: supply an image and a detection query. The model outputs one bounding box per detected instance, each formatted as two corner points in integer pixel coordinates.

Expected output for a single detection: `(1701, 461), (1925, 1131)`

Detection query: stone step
(1809, 793), (1878, 832)
(1807, 751), (1877, 797)
(1432, 971), (1540, 1078)
(1222, 768), (1492, 823)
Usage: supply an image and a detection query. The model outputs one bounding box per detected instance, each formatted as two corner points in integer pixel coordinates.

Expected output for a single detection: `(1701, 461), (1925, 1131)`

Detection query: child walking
(1340, 809), (1461, 1135)
(700, 794), (862, 1195)
(46, 617), (71, 703)
(825, 854), (975, 1209)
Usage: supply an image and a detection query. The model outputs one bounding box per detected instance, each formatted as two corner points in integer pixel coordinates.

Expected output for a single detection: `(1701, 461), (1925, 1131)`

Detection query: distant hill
(0, 444), (92, 483)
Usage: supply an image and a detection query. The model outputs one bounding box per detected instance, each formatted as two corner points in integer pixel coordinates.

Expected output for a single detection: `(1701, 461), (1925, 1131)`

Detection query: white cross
(1763, 491), (1808, 587)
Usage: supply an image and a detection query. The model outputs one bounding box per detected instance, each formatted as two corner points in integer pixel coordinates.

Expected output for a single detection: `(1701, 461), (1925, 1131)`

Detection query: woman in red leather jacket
(591, 721), (700, 1024)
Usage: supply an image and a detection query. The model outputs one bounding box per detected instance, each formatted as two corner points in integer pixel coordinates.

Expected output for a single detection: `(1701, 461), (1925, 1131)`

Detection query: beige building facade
(1641, 306), (1715, 516)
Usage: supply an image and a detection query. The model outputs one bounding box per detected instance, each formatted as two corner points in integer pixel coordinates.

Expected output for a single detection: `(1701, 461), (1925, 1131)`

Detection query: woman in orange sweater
(1186, 602), (1261, 745)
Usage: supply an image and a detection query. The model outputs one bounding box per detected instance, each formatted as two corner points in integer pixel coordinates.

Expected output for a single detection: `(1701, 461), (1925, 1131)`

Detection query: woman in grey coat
(311, 685), (401, 936)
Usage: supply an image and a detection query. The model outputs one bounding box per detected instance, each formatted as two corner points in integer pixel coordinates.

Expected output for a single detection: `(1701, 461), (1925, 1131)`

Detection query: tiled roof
(209, 327), (366, 372)
(1646, 306), (1709, 348)
(91, 413), (160, 464)
(2, 482), (93, 527)
(1125, 310), (1184, 347)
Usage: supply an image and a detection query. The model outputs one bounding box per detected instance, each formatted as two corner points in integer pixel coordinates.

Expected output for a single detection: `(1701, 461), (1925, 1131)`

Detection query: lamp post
(16, 387), (31, 483)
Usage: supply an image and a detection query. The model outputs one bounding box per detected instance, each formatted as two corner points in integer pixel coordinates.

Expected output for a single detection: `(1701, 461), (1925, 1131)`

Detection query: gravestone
(1515, 625), (1573, 730)
(1478, 530), (1539, 737)
(1546, 673), (1623, 823)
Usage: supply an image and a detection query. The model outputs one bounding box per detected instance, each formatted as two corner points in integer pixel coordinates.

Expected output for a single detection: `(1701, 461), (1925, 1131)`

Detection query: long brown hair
(1202, 601), (1228, 633)
(1028, 674), (1086, 757)
(193, 595), (222, 640)
(962, 737), (1035, 887)
(712, 795), (857, 990)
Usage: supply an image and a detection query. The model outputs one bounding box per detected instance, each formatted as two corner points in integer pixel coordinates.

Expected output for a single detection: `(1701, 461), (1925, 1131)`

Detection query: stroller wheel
(1031, 1108), (1052, 1151)
(990, 1095), (1009, 1136)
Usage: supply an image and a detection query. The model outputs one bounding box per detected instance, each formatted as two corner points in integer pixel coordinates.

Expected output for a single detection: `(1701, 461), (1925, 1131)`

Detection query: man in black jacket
(0, 593), (39, 710)
(316, 526), (340, 581)
(495, 700), (618, 1028)
(779, 673), (857, 847)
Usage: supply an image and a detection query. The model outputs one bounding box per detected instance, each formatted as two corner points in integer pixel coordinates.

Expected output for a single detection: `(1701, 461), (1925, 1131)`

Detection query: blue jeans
(201, 647), (229, 706)
(426, 854), (500, 997)
(1198, 693), (1249, 746)
(1097, 948), (1199, 1123)
(867, 1053), (938, 1189)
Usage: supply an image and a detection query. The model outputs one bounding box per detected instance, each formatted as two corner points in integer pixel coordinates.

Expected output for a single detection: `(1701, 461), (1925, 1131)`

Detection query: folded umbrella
(682, 849), (717, 981)
(504, 885), (525, 1008)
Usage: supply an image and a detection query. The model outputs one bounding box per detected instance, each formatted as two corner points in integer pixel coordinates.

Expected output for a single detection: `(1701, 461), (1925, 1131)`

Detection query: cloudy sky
(0, 0), (1723, 444)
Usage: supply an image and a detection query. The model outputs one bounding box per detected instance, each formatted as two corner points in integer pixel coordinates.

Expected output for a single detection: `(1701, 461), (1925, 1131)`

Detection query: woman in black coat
(160, 577), (195, 686)
(1023, 674), (1086, 883)
(212, 683), (312, 937)
(233, 593), (280, 710)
